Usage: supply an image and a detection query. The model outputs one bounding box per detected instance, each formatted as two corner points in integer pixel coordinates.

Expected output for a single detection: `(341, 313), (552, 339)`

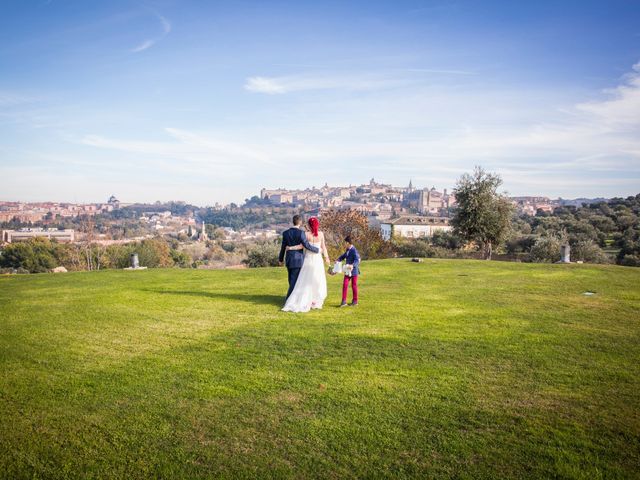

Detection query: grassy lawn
(1, 259), (639, 479)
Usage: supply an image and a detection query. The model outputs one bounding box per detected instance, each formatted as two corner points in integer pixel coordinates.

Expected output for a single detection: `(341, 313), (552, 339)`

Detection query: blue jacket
(279, 227), (319, 269)
(338, 246), (361, 276)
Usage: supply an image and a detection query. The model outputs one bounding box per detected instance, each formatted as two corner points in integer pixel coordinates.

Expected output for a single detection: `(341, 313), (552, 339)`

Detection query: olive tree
(451, 167), (513, 260)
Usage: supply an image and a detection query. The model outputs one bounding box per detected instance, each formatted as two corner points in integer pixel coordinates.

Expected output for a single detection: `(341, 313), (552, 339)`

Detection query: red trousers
(342, 275), (358, 303)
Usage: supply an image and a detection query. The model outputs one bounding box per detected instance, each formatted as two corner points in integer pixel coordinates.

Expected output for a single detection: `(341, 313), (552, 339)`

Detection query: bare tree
(319, 209), (393, 260)
(79, 215), (96, 271)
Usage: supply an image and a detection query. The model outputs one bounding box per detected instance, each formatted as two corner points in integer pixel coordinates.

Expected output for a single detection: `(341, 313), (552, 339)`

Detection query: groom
(279, 215), (319, 299)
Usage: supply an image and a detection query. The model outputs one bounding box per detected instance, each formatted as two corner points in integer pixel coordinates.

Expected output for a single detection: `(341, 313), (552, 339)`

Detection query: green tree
(0, 237), (59, 273)
(170, 249), (193, 268)
(571, 239), (610, 264)
(244, 241), (280, 268)
(136, 238), (175, 268)
(529, 235), (563, 263)
(451, 167), (514, 259)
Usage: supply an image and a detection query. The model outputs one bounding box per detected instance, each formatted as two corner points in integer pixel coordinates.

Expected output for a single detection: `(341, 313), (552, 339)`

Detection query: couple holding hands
(279, 215), (360, 313)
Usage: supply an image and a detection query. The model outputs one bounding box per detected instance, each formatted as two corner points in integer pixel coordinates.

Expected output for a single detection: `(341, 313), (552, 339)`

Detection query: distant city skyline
(0, 177), (613, 208)
(1, 0), (639, 205)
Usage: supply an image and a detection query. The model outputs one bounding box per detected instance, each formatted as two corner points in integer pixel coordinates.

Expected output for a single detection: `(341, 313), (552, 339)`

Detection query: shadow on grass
(145, 289), (284, 307)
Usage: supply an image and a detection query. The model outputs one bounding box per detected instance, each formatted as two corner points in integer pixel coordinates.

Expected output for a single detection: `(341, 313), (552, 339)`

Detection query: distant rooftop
(382, 216), (450, 225)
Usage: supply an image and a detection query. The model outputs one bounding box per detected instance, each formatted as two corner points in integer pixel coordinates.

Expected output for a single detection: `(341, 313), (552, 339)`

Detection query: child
(337, 236), (361, 307)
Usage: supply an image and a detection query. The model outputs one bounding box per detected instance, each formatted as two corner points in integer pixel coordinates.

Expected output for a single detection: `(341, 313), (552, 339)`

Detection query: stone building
(379, 216), (452, 240)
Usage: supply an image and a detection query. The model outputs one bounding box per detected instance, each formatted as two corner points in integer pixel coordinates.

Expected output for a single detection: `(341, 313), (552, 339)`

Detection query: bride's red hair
(308, 217), (319, 237)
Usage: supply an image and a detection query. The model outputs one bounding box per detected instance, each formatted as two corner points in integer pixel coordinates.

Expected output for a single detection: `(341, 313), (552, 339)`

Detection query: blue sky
(1, 0), (639, 205)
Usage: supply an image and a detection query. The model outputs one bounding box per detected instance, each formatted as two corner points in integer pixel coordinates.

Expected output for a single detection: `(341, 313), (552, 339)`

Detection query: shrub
(244, 241), (280, 268)
(506, 235), (538, 254)
(393, 239), (438, 258)
(0, 238), (60, 273)
(104, 239), (175, 269)
(619, 255), (640, 267)
(171, 249), (193, 268)
(430, 230), (464, 250)
(221, 242), (236, 253)
(529, 236), (562, 263)
(571, 240), (610, 264)
(104, 244), (132, 269)
(136, 238), (174, 268)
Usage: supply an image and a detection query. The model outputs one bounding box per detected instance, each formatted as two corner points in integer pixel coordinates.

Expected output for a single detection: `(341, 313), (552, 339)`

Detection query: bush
(0, 238), (61, 273)
(393, 239), (438, 258)
(619, 255), (640, 267)
(571, 240), (610, 264)
(244, 241), (280, 268)
(506, 235), (538, 254)
(171, 249), (193, 268)
(430, 230), (464, 250)
(221, 242), (236, 253)
(104, 239), (175, 269)
(136, 238), (174, 268)
(529, 236), (562, 263)
(0, 267), (30, 274)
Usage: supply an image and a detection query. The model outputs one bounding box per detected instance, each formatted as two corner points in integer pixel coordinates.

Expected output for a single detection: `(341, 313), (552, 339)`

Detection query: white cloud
(244, 68), (477, 94)
(131, 12), (171, 53)
(78, 62), (640, 200)
(131, 39), (155, 53)
(244, 73), (409, 94)
(6, 62), (640, 204)
(403, 68), (475, 75)
(245, 77), (287, 94)
(576, 62), (640, 127)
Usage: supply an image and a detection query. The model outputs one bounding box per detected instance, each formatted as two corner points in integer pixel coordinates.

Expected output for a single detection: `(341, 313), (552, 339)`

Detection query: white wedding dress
(282, 239), (327, 313)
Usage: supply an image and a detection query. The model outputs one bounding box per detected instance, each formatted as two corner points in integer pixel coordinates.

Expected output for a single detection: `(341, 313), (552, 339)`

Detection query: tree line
(2, 168), (639, 272)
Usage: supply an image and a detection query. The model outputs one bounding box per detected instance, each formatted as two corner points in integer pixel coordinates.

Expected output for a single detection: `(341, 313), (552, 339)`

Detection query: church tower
(200, 221), (208, 242)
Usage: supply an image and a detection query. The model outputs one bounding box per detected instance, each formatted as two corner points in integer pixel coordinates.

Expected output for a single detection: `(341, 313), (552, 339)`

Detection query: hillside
(1, 260), (639, 479)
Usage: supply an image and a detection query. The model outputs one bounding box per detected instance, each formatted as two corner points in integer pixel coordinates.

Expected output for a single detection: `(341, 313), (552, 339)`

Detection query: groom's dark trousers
(279, 227), (319, 299)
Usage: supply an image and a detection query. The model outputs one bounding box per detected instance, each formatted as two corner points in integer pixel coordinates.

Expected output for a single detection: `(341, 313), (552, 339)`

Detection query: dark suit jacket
(338, 246), (361, 276)
(279, 227), (320, 268)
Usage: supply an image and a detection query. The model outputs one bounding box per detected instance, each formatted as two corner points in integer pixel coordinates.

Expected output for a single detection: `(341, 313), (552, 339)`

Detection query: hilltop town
(1, 179), (580, 247)
(257, 178), (454, 219)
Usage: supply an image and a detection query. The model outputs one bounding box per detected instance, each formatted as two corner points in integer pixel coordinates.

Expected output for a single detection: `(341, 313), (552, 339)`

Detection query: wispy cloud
(131, 39), (155, 53)
(403, 68), (475, 75)
(244, 67), (476, 95)
(80, 127), (277, 168)
(576, 61), (640, 127)
(244, 73), (411, 94)
(74, 61), (640, 199)
(131, 12), (171, 53)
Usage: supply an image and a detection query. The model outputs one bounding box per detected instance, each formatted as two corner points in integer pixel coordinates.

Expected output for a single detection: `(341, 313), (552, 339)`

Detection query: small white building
(380, 216), (452, 240)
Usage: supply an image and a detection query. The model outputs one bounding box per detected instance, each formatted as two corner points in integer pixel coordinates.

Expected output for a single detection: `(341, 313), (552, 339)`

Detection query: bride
(282, 217), (331, 313)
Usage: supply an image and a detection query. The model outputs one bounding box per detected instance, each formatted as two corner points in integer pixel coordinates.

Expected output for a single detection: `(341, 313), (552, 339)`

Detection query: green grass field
(1, 259), (639, 479)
